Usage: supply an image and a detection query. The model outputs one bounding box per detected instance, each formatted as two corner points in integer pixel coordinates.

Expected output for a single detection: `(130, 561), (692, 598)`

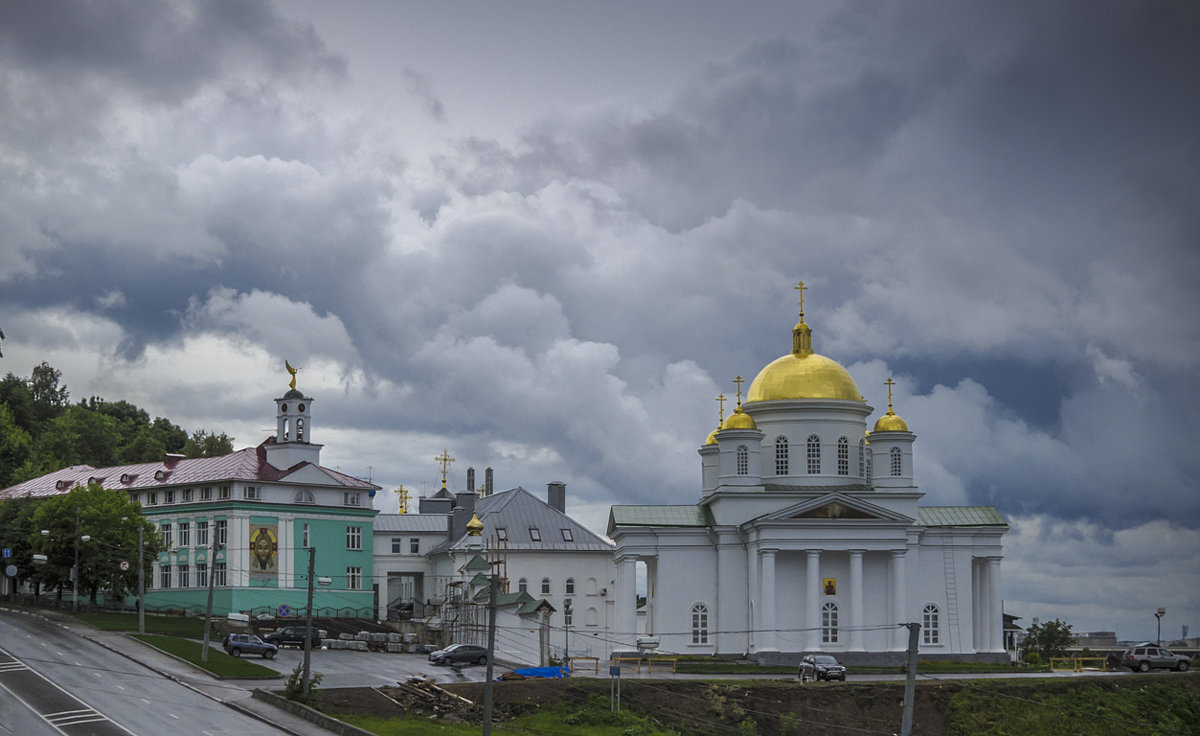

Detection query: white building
(608, 292), (1009, 664)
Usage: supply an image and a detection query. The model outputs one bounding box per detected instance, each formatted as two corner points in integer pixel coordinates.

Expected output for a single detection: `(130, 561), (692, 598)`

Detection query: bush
(1025, 651), (1042, 666)
(282, 662), (323, 706)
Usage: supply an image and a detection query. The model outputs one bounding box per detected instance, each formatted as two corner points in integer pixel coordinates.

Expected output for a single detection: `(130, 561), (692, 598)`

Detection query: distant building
(1073, 631), (1118, 648)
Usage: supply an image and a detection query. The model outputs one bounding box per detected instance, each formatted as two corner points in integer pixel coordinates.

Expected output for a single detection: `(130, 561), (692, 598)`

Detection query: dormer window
(154, 470), (166, 481)
(496, 528), (507, 541)
(87, 476), (97, 486)
(120, 474), (133, 484)
(561, 528), (574, 542)
(294, 489), (315, 504)
(529, 527), (541, 542)
(55, 480), (69, 490)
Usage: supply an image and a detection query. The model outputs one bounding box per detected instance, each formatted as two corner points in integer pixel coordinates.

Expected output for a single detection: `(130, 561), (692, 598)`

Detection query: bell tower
(265, 361), (323, 469)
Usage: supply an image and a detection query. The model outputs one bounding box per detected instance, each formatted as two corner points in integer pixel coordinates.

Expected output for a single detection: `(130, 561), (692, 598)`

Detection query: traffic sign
(2, 548), (10, 558)
(609, 665), (620, 677)
(119, 561), (130, 571)
(277, 604), (291, 617)
(4, 564), (16, 578)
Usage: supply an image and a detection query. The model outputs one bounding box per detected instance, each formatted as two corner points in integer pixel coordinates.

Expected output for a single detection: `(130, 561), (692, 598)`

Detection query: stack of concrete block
(386, 642), (405, 653)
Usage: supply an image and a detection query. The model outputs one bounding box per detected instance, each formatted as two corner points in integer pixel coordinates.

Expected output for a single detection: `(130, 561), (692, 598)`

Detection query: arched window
(775, 436), (789, 475)
(586, 606), (598, 627)
(691, 603), (709, 644)
(807, 435), (821, 474)
(866, 451), (872, 483)
(822, 602), (839, 643)
(890, 446), (902, 476)
(858, 438), (866, 477)
(923, 604), (940, 645)
(518, 578), (527, 593)
(587, 577), (598, 595)
(296, 418), (305, 442)
(837, 437), (849, 476)
(566, 578), (575, 595)
(541, 577), (551, 595)
(282, 418), (290, 441)
(736, 445), (749, 475)
(293, 489), (315, 504)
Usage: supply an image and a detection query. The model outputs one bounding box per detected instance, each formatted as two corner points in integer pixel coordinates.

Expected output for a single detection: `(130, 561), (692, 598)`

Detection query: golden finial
(732, 376), (745, 408)
(394, 485), (411, 514)
(466, 511), (484, 537)
(716, 393), (727, 424)
(435, 449), (455, 489)
(285, 360), (299, 391)
(884, 377), (896, 413)
(794, 281), (808, 321)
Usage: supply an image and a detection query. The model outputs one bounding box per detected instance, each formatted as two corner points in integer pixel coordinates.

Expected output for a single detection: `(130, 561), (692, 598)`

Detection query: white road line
(168, 713), (179, 719)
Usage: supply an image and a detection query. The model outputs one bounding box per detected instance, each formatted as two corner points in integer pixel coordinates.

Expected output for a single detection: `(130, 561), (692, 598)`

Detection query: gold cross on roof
(716, 393), (727, 424)
(884, 377), (896, 409)
(733, 376), (745, 407)
(435, 449), (455, 488)
(794, 281), (808, 319)
(394, 485), (411, 514)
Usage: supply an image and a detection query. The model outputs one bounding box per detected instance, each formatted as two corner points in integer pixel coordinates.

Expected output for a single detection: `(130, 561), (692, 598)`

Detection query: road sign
(277, 604), (291, 617)
(4, 564), (16, 578)
(609, 665), (620, 677)
(2, 548), (11, 558)
(119, 560), (130, 571)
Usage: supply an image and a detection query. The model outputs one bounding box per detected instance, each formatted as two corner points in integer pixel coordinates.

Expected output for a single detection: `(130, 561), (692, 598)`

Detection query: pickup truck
(263, 626), (324, 648)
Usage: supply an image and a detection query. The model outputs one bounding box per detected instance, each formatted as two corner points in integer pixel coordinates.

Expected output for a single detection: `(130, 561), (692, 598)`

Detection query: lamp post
(137, 524), (145, 635)
(563, 597), (572, 672)
(1155, 608), (1166, 646)
(201, 539), (223, 662)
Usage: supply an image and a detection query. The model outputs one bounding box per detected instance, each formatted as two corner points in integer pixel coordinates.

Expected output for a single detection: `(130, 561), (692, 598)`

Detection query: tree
(0, 494), (46, 590)
(29, 362), (69, 425)
(0, 372), (36, 433)
(29, 483), (161, 604)
(0, 404), (32, 488)
(1021, 618), (1074, 663)
(183, 430), (235, 458)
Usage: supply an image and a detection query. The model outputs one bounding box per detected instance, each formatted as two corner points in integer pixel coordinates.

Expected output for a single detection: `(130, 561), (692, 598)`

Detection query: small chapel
(608, 284), (1009, 664)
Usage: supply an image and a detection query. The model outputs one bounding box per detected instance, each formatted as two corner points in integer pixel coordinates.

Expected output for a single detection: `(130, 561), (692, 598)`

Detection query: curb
(253, 689), (378, 736)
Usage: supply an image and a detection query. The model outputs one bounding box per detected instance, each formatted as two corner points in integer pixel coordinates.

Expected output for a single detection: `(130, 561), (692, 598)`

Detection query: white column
(987, 557), (1003, 652)
(891, 549), (907, 650)
(849, 550), (865, 651)
(616, 557), (637, 648)
(972, 559), (982, 652)
(748, 550), (760, 652)
(760, 550), (777, 652)
(806, 550), (821, 651)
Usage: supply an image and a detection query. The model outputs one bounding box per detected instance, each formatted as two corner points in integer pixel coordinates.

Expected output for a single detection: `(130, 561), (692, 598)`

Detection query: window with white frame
(736, 445), (749, 475)
(561, 528), (574, 542)
(858, 438), (866, 477)
(213, 561), (226, 586)
(245, 485), (261, 500)
(866, 452), (872, 482)
(347, 567), (362, 590)
(147, 491), (157, 505)
(219, 485), (231, 499)
(496, 528), (507, 541)
(294, 489), (315, 504)
(160, 565), (172, 589)
(196, 562), (208, 588)
(518, 578), (527, 593)
(529, 527), (541, 542)
(201, 486), (212, 500)
(346, 526), (362, 550)
(692, 603), (709, 644)
(837, 437), (849, 475)
(541, 578), (550, 595)
(303, 523), (310, 548)
(410, 538), (420, 554)
(197, 520), (209, 547)
(178, 522), (190, 547)
(822, 602), (839, 643)
(807, 435), (821, 474)
(160, 523), (173, 548)
(923, 604), (940, 645)
(215, 519), (227, 546)
(391, 537), (403, 554)
(178, 564), (190, 588)
(775, 436), (789, 475)
(890, 446), (902, 476)
(182, 488), (193, 502)
(344, 492), (361, 506)
(164, 489), (175, 504)
(566, 578), (575, 595)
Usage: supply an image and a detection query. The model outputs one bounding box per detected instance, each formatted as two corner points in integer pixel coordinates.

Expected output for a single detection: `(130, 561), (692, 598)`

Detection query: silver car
(1121, 644), (1191, 672)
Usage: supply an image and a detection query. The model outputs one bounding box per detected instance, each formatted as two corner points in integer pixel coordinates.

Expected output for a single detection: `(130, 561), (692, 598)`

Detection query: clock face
(298, 403), (306, 412)
(281, 404), (288, 413)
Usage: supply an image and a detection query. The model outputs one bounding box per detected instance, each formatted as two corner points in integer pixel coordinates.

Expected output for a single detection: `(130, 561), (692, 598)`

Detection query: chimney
(547, 481), (566, 513)
(485, 467), (493, 496)
(467, 467), (475, 495)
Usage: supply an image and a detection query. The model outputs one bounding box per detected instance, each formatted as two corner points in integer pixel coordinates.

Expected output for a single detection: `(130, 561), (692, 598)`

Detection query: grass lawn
(77, 611), (207, 638)
(132, 634), (280, 678)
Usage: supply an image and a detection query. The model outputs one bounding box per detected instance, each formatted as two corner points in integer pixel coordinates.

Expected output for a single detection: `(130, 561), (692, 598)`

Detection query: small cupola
(265, 360), (323, 470)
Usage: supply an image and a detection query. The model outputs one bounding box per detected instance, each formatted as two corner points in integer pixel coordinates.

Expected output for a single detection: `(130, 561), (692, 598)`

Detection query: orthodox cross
(394, 485), (411, 514)
(794, 280), (808, 319)
(716, 393), (727, 424)
(435, 449), (455, 489)
(476, 484), (487, 499)
(884, 377), (896, 409)
(732, 376), (745, 407)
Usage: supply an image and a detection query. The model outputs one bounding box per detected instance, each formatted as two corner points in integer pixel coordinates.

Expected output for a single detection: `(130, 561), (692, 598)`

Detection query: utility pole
(303, 546), (316, 695)
(482, 574), (498, 736)
(899, 622), (921, 736)
(137, 525), (145, 635)
(201, 539), (221, 662)
(72, 507), (80, 613)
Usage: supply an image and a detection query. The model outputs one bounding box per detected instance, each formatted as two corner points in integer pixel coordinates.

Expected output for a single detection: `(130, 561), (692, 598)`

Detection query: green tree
(0, 494), (46, 590)
(31, 405), (120, 469)
(1021, 618), (1074, 663)
(29, 361), (69, 425)
(150, 416), (188, 454)
(0, 372), (36, 433)
(183, 430), (235, 458)
(30, 483), (161, 604)
(0, 403), (33, 487)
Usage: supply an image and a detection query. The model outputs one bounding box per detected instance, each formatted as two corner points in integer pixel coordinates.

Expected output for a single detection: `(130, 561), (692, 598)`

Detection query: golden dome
(466, 511), (484, 536)
(873, 410), (909, 432)
(705, 429), (718, 445)
(721, 406), (757, 430)
(747, 352), (862, 402)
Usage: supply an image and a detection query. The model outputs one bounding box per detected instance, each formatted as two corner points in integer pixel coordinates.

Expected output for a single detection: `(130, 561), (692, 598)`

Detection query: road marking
(168, 713), (178, 719)
(140, 698), (151, 704)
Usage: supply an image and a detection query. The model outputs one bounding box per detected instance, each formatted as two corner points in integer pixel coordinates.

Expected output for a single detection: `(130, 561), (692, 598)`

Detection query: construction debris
(377, 676), (481, 720)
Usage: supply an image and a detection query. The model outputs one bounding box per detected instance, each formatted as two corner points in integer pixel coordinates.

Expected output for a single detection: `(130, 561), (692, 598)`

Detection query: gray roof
(431, 487), (614, 554)
(918, 506), (1009, 527)
(374, 513), (450, 533)
(609, 504), (714, 530)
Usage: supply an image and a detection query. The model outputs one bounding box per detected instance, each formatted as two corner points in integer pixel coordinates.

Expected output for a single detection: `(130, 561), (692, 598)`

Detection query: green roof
(918, 506), (1008, 527)
(610, 505), (713, 528)
(461, 554), (492, 572)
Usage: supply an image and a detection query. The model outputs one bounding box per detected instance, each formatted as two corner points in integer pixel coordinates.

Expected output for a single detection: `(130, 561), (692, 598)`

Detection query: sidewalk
(10, 606), (345, 736)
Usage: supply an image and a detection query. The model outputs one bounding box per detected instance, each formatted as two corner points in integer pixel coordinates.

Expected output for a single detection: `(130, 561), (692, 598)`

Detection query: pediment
(280, 464), (348, 486)
(755, 493), (913, 524)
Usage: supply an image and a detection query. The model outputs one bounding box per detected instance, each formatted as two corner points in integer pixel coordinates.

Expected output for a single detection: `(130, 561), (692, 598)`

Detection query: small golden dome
(705, 429), (718, 445)
(466, 511), (484, 536)
(873, 409), (909, 432)
(721, 406), (757, 430)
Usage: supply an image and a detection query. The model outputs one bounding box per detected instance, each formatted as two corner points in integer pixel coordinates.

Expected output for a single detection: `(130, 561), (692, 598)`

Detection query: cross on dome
(435, 449), (455, 489)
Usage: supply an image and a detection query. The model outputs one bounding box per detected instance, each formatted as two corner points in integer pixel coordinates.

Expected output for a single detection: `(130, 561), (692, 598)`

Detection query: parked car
(223, 633), (278, 659)
(429, 643), (488, 666)
(263, 626), (324, 648)
(1120, 644), (1191, 672)
(799, 654), (846, 682)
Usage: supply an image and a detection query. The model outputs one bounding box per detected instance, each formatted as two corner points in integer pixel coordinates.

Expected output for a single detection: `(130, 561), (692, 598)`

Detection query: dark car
(429, 643), (488, 665)
(223, 633), (278, 659)
(1121, 644), (1191, 672)
(799, 654), (846, 682)
(264, 626), (324, 648)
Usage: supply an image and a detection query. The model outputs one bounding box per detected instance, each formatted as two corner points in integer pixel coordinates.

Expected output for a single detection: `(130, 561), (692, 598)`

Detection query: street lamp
(1155, 608), (1166, 646)
(562, 597), (573, 672)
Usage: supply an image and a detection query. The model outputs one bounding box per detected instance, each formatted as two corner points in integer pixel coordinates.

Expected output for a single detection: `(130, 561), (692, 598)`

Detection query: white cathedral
(608, 286), (1009, 664)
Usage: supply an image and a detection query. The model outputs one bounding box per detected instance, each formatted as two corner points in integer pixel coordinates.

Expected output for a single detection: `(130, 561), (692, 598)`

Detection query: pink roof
(0, 443), (377, 499)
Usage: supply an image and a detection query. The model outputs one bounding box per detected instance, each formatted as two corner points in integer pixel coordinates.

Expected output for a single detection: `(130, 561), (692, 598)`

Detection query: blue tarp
(508, 667), (570, 679)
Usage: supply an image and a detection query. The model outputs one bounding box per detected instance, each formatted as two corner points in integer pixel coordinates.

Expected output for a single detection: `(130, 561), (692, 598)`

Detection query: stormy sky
(2, 0), (1197, 642)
